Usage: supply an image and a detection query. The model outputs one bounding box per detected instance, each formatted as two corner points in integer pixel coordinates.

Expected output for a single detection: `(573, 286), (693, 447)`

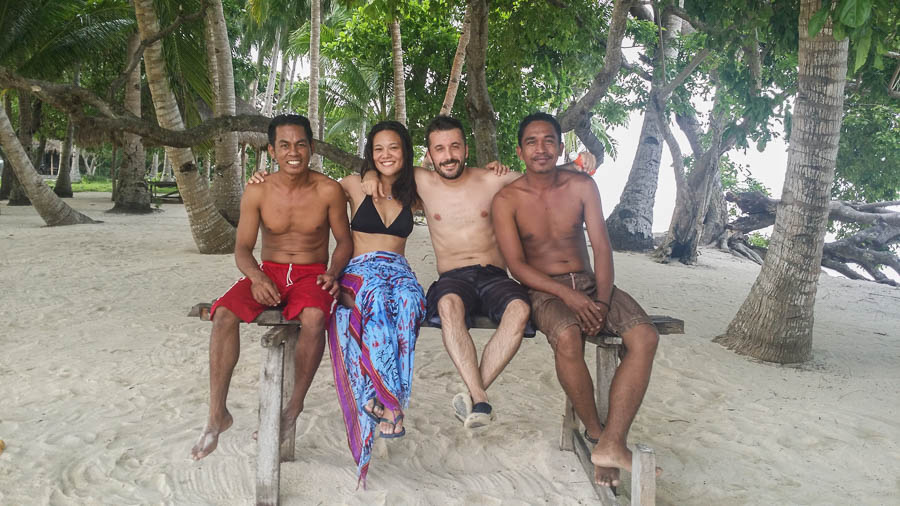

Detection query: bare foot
(191, 411), (233, 460)
(590, 438), (663, 487)
(590, 438), (631, 487)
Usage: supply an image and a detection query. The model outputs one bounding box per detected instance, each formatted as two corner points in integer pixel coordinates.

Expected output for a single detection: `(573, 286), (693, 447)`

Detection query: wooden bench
(188, 303), (301, 506)
(188, 302), (682, 505)
(149, 180), (181, 202)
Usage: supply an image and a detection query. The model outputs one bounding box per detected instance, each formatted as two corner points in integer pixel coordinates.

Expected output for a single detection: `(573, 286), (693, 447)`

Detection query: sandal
(378, 413), (406, 439)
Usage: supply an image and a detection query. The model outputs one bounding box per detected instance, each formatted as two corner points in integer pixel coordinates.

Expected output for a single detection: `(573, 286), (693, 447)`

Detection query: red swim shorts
(210, 262), (336, 323)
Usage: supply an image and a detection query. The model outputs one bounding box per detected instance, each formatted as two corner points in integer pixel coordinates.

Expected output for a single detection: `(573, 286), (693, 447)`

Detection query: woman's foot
(363, 398), (384, 423)
(378, 409), (406, 439)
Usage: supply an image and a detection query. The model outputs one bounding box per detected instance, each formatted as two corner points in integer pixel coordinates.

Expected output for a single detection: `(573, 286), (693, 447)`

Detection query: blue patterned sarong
(327, 251), (426, 487)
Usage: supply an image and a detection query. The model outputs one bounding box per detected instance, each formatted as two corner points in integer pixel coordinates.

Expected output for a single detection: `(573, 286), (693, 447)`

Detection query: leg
(281, 307), (327, 439)
(480, 299), (528, 389)
(551, 324), (605, 443)
(191, 307), (240, 460)
(591, 323), (659, 486)
(438, 294), (487, 404)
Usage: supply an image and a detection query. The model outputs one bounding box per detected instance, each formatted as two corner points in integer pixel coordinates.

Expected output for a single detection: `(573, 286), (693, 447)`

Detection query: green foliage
(48, 174), (113, 192)
(747, 232), (770, 248)
(832, 99), (900, 202)
(809, 0), (900, 72)
(720, 154), (770, 217)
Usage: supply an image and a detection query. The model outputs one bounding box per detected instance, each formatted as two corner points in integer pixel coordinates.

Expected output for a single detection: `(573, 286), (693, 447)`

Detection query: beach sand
(1, 193), (898, 505)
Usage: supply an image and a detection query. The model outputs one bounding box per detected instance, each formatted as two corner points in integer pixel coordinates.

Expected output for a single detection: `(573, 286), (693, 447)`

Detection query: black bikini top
(350, 195), (414, 238)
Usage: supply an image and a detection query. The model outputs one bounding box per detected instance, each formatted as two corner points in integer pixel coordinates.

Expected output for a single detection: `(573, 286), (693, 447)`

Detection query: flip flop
(452, 392), (473, 424)
(379, 413), (406, 439)
(362, 398), (384, 423)
(464, 402), (495, 429)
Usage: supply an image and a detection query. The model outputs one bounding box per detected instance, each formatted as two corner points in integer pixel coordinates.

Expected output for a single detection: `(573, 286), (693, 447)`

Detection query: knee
(437, 294), (465, 319)
(299, 307), (327, 330)
(553, 326), (584, 361)
(625, 324), (659, 356)
(503, 299), (531, 326)
(212, 307), (240, 329)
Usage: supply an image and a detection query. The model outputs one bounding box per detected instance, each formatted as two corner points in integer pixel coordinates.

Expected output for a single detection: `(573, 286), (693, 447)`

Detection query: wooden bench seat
(149, 180), (181, 202)
(188, 302), (682, 505)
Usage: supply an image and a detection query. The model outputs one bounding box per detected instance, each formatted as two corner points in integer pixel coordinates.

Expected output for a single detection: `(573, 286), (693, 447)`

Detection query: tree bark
(716, 0), (849, 363)
(8, 92), (37, 205)
(133, 0), (235, 253)
(390, 18), (407, 126)
(206, 0), (242, 223)
(464, 0), (498, 166)
(606, 7), (681, 251)
(256, 26), (282, 172)
(112, 32), (151, 213)
(56, 110), (77, 198)
(309, 0), (322, 170)
(440, 5), (471, 116)
(0, 104), (96, 225)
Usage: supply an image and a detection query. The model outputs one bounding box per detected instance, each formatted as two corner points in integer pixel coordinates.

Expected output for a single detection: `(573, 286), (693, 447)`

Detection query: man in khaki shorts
(492, 112), (659, 487)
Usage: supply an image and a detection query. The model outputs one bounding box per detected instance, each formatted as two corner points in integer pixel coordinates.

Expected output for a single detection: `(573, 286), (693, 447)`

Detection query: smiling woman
(327, 120), (426, 488)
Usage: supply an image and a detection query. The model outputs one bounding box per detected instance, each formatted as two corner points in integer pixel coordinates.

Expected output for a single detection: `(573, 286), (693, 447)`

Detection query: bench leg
(257, 328), (288, 506)
(280, 333), (298, 462)
(560, 396), (576, 452)
(595, 345), (618, 425)
(630, 443), (656, 506)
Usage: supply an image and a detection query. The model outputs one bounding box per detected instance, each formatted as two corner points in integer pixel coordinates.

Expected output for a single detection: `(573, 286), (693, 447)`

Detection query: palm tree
(112, 32), (152, 213)
(206, 0), (242, 223)
(133, 0), (235, 253)
(308, 0), (322, 169)
(0, 104), (96, 225)
(716, 0), (850, 363)
(0, 0), (131, 218)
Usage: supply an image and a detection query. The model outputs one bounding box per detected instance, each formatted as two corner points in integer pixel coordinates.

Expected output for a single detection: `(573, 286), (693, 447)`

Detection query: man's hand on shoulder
(247, 170), (269, 185)
(484, 160), (511, 177)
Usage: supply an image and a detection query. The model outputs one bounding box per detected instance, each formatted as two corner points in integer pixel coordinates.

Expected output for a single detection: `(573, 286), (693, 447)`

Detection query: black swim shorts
(425, 264), (534, 336)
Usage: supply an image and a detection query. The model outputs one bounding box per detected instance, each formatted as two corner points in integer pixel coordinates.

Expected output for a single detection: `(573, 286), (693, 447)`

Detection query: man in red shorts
(191, 114), (353, 460)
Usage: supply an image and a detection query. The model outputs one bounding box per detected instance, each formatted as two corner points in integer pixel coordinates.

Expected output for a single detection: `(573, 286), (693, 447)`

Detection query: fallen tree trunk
(726, 191), (900, 286)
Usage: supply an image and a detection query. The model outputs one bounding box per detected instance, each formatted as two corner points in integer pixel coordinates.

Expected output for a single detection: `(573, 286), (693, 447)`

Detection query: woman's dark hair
(361, 121), (418, 208)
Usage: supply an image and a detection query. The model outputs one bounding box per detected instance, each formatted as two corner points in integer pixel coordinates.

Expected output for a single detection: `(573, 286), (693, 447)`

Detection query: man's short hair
(517, 112), (562, 146)
(268, 114), (314, 146)
(425, 115), (466, 148)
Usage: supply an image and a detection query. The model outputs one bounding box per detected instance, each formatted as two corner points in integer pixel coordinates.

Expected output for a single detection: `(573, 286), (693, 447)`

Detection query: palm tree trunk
(389, 18), (407, 126)
(0, 94), (14, 200)
(716, 0), (849, 363)
(56, 112), (76, 198)
(112, 32), (151, 213)
(309, 0), (322, 170)
(0, 104), (96, 225)
(206, 0), (242, 224)
(464, 0), (498, 165)
(439, 5), (471, 115)
(256, 27), (282, 172)
(133, 0), (235, 253)
(8, 91), (36, 206)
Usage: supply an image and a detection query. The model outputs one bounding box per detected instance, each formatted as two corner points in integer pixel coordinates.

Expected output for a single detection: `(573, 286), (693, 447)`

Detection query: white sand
(1, 193), (898, 505)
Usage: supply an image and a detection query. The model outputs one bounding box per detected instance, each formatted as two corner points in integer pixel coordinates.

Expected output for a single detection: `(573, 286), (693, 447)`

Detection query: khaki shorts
(528, 271), (652, 346)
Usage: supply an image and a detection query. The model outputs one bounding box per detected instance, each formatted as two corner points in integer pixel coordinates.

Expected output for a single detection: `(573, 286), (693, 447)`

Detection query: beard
(436, 159), (465, 180)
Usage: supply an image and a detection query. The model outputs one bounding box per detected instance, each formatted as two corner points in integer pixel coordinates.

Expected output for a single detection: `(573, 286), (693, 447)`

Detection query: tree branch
(658, 47), (711, 98)
(557, 0), (634, 132)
